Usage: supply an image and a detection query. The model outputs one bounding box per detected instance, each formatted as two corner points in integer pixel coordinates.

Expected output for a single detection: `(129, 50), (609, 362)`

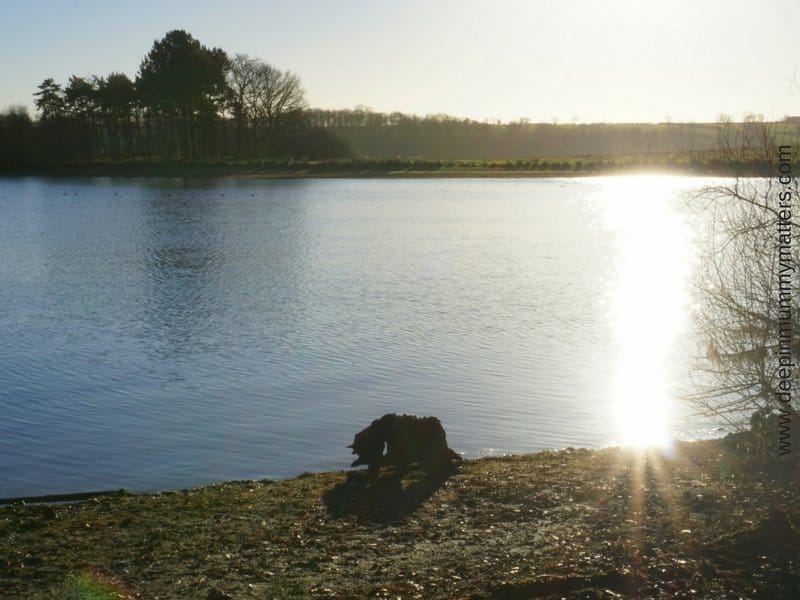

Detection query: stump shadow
(322, 467), (454, 523)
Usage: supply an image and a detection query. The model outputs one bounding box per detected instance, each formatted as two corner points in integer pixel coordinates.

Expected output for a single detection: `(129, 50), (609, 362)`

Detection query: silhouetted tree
(96, 73), (137, 159)
(34, 78), (65, 120)
(226, 53), (260, 158)
(1, 30), (354, 168)
(0, 106), (34, 168)
(33, 78), (70, 161)
(136, 30), (229, 159)
(63, 75), (99, 159)
(223, 54), (308, 158)
(64, 76), (97, 121)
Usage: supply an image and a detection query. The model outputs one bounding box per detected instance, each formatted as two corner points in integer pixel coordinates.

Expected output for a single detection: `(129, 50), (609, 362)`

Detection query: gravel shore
(2, 436), (798, 599)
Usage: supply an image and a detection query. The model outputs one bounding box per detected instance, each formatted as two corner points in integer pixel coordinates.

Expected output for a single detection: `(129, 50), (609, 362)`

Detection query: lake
(0, 176), (719, 497)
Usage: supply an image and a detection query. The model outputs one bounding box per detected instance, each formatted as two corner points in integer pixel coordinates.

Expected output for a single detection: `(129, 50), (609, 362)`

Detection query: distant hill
(309, 108), (800, 161)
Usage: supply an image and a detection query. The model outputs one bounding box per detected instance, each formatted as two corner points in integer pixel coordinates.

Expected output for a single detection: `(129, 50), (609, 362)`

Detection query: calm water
(0, 176), (717, 497)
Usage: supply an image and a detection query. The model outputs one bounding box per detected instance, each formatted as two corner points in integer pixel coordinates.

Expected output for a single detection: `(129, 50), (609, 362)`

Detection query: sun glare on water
(597, 177), (697, 450)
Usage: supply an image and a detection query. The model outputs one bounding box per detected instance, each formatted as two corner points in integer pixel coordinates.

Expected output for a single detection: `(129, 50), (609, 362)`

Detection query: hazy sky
(2, 0), (799, 123)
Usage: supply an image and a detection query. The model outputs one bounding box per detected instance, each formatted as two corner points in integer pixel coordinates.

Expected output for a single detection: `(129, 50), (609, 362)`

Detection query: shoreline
(3, 435), (797, 599)
(0, 432), (730, 505)
(0, 158), (776, 180)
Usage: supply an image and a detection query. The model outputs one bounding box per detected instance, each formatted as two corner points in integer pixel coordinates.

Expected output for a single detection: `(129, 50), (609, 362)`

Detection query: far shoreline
(0, 155), (777, 180)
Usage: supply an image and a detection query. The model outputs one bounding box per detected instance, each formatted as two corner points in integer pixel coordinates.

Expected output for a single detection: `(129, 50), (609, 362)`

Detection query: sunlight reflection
(597, 177), (697, 450)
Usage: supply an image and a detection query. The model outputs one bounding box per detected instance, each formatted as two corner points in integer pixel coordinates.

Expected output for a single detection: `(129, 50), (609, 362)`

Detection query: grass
(0, 151), (785, 179)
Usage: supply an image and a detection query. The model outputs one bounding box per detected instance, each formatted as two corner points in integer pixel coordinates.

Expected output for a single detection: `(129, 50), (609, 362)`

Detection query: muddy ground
(2, 435), (798, 599)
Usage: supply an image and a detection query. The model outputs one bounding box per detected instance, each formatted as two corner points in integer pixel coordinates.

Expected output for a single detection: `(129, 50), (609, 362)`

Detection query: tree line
(0, 29), (348, 167)
(308, 108), (799, 161)
(1, 30), (798, 169)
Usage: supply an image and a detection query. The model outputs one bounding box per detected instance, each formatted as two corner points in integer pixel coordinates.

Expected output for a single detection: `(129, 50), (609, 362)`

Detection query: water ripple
(0, 176), (715, 497)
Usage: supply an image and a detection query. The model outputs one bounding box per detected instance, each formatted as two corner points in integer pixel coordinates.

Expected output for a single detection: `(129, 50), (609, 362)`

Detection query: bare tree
(251, 64), (306, 156)
(227, 54), (260, 158)
(226, 55), (306, 158)
(687, 121), (799, 450)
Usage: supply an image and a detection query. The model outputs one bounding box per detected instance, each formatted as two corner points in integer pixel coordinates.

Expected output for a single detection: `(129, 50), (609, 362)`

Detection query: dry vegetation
(2, 435), (798, 599)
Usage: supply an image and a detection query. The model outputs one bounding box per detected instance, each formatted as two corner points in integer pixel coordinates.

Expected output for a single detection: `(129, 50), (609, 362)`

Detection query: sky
(2, 0), (799, 123)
